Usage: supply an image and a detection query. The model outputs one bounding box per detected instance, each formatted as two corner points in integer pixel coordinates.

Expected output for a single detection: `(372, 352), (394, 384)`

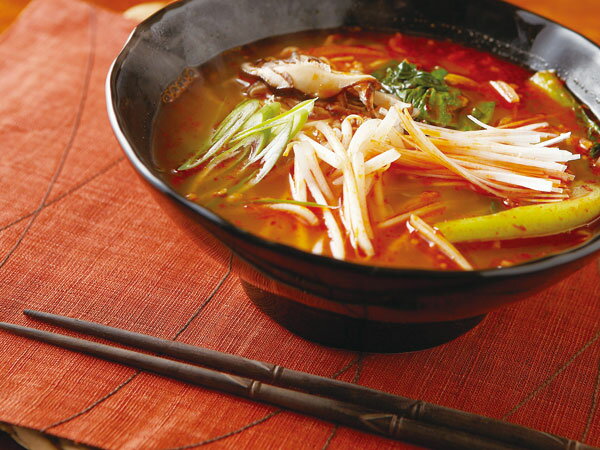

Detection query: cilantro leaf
(375, 61), (465, 127)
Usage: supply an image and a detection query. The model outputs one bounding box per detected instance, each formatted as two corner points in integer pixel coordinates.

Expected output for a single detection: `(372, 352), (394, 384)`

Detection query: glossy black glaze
(107, 0), (600, 352)
(241, 280), (486, 352)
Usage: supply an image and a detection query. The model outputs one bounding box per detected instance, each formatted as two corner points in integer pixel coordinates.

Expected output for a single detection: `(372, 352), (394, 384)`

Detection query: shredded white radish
(341, 115), (363, 148)
(471, 170), (554, 192)
(298, 134), (342, 169)
(305, 147), (335, 203)
(373, 90), (411, 109)
(290, 161), (307, 202)
(400, 110), (502, 197)
(467, 114), (495, 130)
(331, 175), (344, 186)
(262, 203), (319, 226)
(311, 237), (325, 255)
(352, 150), (374, 240)
(409, 214), (473, 271)
(448, 150), (568, 172)
(314, 121), (376, 256)
(315, 122), (347, 157)
(535, 132), (571, 147)
(378, 203), (446, 229)
(373, 107), (400, 142)
(347, 119), (380, 156)
(516, 122), (550, 131)
(420, 124), (548, 144)
(435, 141), (577, 162)
(490, 80), (520, 104)
(396, 109), (579, 202)
(293, 142), (345, 259)
(364, 149), (401, 174)
(268, 99), (582, 262)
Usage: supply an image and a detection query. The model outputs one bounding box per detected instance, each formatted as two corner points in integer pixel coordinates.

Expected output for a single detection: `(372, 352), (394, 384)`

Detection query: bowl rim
(106, 0), (600, 280)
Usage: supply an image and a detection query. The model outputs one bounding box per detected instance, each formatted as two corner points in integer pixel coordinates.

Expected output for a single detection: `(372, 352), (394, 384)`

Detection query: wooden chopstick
(0, 320), (513, 450)
(20, 310), (592, 450)
(0, 310), (594, 450)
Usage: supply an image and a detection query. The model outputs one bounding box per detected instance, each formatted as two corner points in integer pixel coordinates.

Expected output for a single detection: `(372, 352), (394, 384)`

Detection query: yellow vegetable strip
(445, 73), (478, 88)
(497, 116), (548, 129)
(435, 183), (600, 243)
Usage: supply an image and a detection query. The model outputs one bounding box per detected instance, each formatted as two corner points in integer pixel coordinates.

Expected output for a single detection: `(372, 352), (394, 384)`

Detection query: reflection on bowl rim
(105, 0), (600, 280)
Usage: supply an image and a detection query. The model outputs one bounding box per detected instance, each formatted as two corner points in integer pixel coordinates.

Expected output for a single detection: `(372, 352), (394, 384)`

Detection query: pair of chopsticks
(0, 311), (595, 450)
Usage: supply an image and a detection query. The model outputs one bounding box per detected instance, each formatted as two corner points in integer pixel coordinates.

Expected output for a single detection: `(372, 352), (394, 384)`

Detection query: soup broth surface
(154, 29), (600, 270)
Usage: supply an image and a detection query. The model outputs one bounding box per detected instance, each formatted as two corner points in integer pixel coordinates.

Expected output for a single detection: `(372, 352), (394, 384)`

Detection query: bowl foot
(242, 281), (485, 353)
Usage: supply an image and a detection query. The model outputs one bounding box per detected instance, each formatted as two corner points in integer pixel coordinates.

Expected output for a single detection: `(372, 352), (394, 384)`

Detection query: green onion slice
(178, 99), (261, 170)
(231, 98), (316, 143)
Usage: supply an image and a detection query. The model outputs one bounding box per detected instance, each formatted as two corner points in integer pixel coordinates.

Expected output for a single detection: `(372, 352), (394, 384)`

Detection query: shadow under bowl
(106, 0), (600, 352)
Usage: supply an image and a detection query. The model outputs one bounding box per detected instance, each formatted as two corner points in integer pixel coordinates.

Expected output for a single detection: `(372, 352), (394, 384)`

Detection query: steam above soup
(153, 30), (600, 270)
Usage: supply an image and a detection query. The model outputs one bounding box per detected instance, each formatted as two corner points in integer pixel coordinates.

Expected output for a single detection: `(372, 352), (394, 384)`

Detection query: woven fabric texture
(0, 0), (599, 448)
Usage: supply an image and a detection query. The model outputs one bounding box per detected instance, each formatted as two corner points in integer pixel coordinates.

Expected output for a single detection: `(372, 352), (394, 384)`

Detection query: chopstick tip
(0, 322), (21, 332)
(23, 309), (46, 318)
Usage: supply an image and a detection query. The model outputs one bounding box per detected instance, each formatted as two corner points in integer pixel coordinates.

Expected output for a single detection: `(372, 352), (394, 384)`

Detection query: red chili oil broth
(153, 29), (600, 270)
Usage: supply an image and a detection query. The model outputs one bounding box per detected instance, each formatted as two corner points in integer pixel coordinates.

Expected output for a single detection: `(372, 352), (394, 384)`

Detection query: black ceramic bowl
(107, 0), (600, 352)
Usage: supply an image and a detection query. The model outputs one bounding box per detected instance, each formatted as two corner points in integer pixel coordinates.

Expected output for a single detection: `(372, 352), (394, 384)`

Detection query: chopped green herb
(370, 60), (399, 80)
(591, 143), (600, 159)
(374, 61), (465, 127)
(430, 67), (448, 80)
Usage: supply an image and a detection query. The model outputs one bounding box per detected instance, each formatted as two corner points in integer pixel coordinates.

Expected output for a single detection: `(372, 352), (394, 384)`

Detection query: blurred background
(0, 0), (599, 44)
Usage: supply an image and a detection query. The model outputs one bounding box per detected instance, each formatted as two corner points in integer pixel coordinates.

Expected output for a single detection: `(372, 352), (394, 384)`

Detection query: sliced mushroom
(242, 54), (378, 99)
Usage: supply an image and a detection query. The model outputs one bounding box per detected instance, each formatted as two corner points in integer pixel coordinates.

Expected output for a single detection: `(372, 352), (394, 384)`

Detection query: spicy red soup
(153, 29), (600, 270)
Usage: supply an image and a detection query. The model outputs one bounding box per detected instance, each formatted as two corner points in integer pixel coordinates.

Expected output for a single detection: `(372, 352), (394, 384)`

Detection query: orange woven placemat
(0, 0), (599, 448)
